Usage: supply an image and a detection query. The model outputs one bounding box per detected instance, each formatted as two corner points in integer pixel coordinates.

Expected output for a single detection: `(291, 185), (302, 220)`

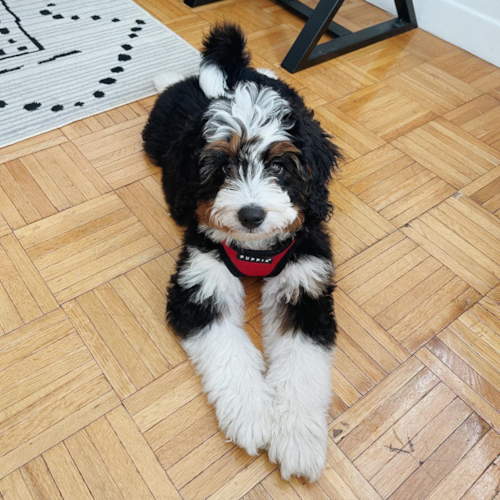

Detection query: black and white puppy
(143, 23), (339, 481)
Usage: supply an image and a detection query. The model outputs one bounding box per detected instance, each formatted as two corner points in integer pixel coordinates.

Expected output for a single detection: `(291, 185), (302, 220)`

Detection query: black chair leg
(184, 0), (222, 7)
(281, 0), (345, 73)
(277, 0), (417, 72)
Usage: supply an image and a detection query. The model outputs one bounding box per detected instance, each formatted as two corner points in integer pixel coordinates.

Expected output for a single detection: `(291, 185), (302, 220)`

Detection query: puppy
(143, 23), (339, 481)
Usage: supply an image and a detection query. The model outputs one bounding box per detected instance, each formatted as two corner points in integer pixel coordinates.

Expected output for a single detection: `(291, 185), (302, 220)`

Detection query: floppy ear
(300, 113), (341, 227)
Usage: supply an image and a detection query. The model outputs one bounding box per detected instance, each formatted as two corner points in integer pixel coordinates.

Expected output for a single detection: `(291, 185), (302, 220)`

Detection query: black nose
(238, 205), (266, 229)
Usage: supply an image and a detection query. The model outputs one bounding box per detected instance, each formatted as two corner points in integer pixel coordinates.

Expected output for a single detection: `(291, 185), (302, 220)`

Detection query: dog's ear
(299, 113), (341, 227)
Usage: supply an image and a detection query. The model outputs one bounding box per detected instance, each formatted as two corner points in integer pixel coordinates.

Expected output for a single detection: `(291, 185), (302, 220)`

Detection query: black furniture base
(278, 0), (417, 72)
(183, 0), (417, 73)
(184, 0), (222, 7)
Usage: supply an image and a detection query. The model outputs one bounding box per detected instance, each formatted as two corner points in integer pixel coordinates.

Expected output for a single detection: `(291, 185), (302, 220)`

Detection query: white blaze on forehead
(204, 82), (294, 152)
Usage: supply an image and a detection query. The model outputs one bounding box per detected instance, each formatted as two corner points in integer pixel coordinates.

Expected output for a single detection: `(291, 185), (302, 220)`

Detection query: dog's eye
(223, 163), (232, 174)
(271, 162), (284, 175)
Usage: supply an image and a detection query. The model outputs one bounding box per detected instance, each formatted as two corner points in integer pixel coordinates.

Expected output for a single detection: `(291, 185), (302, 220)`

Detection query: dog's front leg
(168, 245), (272, 455)
(261, 255), (336, 482)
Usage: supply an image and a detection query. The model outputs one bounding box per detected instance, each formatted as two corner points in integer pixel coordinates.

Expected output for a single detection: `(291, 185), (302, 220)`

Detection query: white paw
(215, 387), (273, 456)
(268, 411), (328, 482)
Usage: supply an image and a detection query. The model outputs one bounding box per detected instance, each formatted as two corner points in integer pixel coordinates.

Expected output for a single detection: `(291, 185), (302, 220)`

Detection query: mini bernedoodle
(143, 23), (340, 482)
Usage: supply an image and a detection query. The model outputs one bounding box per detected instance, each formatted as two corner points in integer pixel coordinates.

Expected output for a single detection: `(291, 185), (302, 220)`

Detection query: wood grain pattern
(0, 0), (500, 498)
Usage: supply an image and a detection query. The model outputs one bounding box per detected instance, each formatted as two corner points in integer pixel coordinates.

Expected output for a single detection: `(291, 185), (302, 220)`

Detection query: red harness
(219, 239), (297, 277)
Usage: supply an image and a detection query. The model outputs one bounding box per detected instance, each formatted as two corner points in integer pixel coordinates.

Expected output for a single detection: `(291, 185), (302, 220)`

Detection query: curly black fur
(143, 23), (339, 348)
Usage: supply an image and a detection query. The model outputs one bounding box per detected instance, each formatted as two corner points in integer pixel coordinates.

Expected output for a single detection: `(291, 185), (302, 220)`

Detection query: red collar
(219, 239), (297, 277)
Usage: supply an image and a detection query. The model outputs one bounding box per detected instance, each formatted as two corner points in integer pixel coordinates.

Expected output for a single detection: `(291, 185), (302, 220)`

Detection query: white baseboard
(366, 0), (500, 67)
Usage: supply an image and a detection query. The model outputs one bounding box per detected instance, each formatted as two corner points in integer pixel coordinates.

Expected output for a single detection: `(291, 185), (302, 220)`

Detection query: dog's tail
(153, 71), (187, 93)
(199, 23), (252, 98)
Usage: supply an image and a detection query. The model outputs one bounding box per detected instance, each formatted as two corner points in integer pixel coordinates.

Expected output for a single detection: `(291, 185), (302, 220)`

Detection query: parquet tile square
(387, 62), (483, 115)
(379, 412), (491, 500)
(339, 144), (456, 227)
(0, 142), (110, 230)
(3, 146), (110, 231)
(320, 442), (382, 500)
(0, 309), (119, 479)
(0, 161), (54, 229)
(61, 104), (149, 141)
(315, 105), (386, 164)
(0, 130), (67, 165)
(14, 193), (165, 303)
(165, 15), (212, 50)
(354, 381), (457, 480)
(393, 118), (500, 189)
(371, 399), (477, 498)
(72, 114), (160, 189)
(430, 49), (500, 93)
(330, 82), (436, 141)
(0, 406), (180, 500)
(417, 298), (500, 431)
(339, 1), (393, 29)
(342, 39), (425, 80)
(444, 94), (500, 152)
(0, 234), (58, 335)
(199, 0), (282, 35)
(124, 361), (202, 434)
(291, 58), (378, 104)
(63, 255), (186, 400)
(403, 195), (500, 295)
(247, 24), (301, 67)
(330, 356), (424, 445)
(392, 30), (457, 61)
(329, 353), (500, 500)
(337, 230), (481, 352)
(424, 429), (500, 500)
(335, 285), (409, 368)
(117, 175), (183, 251)
(328, 180), (396, 265)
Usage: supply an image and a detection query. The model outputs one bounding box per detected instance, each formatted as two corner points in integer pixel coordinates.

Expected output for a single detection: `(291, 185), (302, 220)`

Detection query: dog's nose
(238, 205), (266, 229)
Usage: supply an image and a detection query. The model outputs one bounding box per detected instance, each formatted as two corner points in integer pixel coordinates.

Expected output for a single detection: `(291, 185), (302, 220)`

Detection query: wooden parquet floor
(1, 0), (500, 498)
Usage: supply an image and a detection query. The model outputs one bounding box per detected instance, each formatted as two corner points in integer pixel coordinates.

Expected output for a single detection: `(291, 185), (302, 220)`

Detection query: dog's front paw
(268, 411), (328, 482)
(215, 387), (272, 456)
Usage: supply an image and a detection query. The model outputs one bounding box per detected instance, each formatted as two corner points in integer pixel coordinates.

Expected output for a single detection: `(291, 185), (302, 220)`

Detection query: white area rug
(0, 0), (200, 148)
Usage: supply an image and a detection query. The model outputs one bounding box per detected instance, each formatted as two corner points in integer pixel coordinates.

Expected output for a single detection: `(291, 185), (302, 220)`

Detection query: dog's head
(195, 82), (339, 246)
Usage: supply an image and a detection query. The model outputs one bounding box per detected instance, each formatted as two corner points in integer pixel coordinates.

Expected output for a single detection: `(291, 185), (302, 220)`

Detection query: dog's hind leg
(261, 255), (336, 482)
(167, 245), (272, 455)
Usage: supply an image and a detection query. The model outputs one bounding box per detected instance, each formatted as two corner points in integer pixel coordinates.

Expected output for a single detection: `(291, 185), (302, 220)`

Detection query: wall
(366, 0), (500, 67)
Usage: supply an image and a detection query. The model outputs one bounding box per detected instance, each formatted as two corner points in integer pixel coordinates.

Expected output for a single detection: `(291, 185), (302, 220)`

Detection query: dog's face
(196, 82), (312, 245)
